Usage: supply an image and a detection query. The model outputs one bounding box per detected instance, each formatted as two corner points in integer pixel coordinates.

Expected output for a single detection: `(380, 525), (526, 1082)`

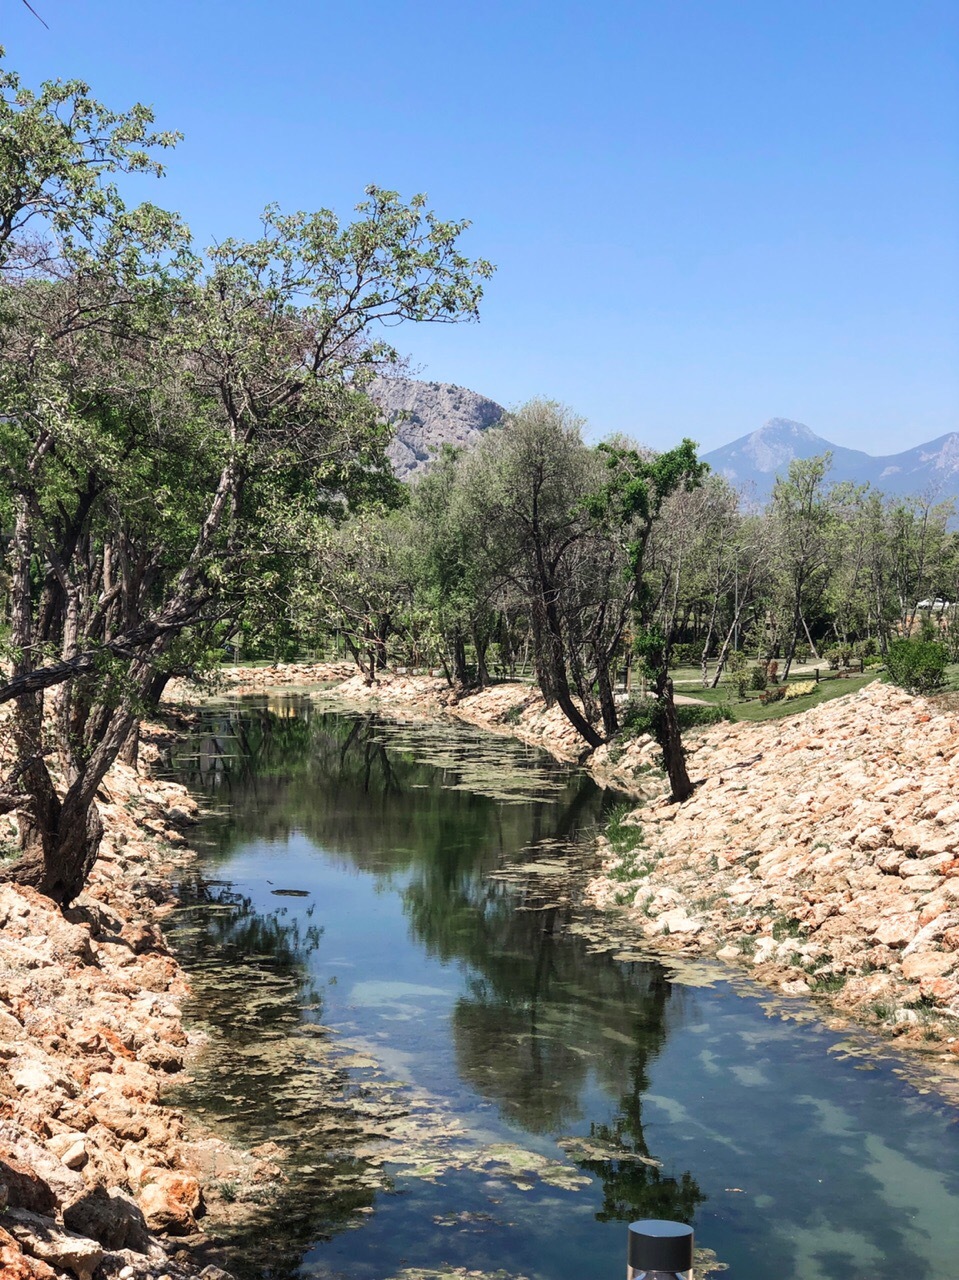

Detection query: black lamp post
(627, 1219), (694, 1279)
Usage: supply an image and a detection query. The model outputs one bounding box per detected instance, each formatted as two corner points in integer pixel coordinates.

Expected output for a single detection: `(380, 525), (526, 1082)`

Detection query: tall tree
(769, 454), (836, 678)
(0, 57), (493, 905)
(459, 400), (606, 748)
(586, 439), (707, 801)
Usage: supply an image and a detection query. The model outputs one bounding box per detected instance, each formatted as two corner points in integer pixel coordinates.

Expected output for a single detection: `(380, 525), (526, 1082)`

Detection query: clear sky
(4, 0), (958, 453)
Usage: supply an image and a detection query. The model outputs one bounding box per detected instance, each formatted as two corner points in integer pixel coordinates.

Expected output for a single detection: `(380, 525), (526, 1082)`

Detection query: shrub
(619, 697), (730, 741)
(723, 650), (749, 699)
(824, 643), (854, 670)
(885, 639), (949, 695)
(677, 703), (732, 729)
(784, 680), (817, 701)
(759, 686), (786, 705)
(748, 664), (768, 692)
(668, 641), (701, 668)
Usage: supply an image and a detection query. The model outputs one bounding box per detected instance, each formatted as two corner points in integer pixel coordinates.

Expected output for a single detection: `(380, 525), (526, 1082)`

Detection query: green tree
(769, 454), (836, 677)
(586, 439), (707, 801)
(459, 400), (607, 748)
(0, 57), (493, 905)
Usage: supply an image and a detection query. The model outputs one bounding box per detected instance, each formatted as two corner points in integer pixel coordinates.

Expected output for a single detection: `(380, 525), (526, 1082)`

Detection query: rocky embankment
(587, 682), (959, 1067)
(169, 661), (353, 701)
(0, 725), (278, 1280)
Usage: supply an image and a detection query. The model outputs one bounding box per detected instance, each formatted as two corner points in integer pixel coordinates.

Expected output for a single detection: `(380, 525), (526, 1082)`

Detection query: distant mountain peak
(756, 417), (821, 440)
(703, 419), (959, 503)
(724, 418), (833, 476)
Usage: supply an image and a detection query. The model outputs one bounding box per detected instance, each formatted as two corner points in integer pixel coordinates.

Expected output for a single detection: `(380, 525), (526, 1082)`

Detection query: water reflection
(168, 699), (959, 1280)
(172, 702), (607, 875)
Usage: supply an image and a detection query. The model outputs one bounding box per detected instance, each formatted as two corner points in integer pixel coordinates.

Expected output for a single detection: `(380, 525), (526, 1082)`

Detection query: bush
(748, 664), (768, 692)
(784, 679), (817, 701)
(668, 641), (701, 668)
(759, 686), (786, 705)
(723, 650), (749, 699)
(824, 643), (854, 670)
(885, 639), (949, 695)
(619, 697), (730, 740)
(677, 703), (732, 729)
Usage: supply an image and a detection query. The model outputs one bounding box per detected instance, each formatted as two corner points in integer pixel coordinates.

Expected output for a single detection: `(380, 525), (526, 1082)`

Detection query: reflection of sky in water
(173, 705), (959, 1280)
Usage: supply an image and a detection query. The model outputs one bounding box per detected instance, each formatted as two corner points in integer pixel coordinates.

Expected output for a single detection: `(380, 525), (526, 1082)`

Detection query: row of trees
(0, 55), (492, 904)
(299, 408), (959, 771)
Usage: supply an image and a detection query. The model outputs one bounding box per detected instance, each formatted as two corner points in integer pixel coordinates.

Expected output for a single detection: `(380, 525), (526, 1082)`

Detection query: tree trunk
(375, 614), (390, 671)
(451, 630), (469, 686)
(654, 674), (694, 802)
(118, 721), (140, 767)
(542, 605), (603, 749)
(595, 654), (619, 737)
(473, 626), (490, 688)
(1, 796), (105, 907)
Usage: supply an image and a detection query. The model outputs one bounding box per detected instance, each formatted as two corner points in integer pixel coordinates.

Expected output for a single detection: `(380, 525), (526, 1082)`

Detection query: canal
(166, 697), (959, 1280)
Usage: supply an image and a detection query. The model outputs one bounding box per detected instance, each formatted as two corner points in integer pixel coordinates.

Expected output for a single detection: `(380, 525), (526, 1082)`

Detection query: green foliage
(885, 639), (949, 695)
(620, 697), (729, 739)
(668, 641), (701, 667)
(723, 650), (749, 699)
(0, 45), (184, 269)
(748, 664), (768, 691)
(606, 802), (645, 858)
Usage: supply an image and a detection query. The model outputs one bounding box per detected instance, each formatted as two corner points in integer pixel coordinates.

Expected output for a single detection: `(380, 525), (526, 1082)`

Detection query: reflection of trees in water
(404, 870), (704, 1222)
(173, 703), (610, 877)
(171, 705), (702, 1256)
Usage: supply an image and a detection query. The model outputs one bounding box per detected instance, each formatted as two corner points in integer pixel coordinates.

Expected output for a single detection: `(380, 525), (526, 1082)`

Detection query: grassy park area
(668, 660), (959, 724)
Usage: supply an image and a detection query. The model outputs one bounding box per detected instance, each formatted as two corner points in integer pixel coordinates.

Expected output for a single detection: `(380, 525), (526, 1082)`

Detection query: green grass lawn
(670, 666), (876, 723)
(668, 656), (959, 724)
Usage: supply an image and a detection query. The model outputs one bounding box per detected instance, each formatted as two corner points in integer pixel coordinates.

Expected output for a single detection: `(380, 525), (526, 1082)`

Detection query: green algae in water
(167, 701), (959, 1280)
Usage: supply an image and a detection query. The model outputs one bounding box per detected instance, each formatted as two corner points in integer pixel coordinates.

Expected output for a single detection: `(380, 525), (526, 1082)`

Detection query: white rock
(656, 908), (703, 935)
(12, 1063), (55, 1092)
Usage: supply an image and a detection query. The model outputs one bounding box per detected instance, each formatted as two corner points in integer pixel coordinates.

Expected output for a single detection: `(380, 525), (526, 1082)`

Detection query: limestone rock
(137, 1170), (202, 1234)
(370, 375), (505, 480)
(4, 1209), (105, 1280)
(62, 1185), (151, 1253)
(0, 1226), (58, 1279)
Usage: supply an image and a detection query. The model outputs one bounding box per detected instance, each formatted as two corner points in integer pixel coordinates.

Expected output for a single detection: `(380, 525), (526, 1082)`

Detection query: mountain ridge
(702, 418), (959, 502)
(368, 376), (959, 502)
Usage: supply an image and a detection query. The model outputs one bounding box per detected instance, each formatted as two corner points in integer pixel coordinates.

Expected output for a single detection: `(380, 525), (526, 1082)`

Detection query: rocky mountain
(369, 379), (959, 504)
(703, 418), (959, 504)
(369, 376), (506, 479)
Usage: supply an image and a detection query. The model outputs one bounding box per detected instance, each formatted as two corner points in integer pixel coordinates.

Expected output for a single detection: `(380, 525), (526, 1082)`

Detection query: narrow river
(166, 696), (959, 1280)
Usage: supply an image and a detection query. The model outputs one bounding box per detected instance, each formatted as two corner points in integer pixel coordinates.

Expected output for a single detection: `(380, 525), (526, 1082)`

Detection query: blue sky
(4, 0), (958, 453)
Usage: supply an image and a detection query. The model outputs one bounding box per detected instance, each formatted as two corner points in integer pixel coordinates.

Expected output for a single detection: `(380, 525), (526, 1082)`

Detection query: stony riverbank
(0, 720), (282, 1280)
(586, 681), (959, 1074)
